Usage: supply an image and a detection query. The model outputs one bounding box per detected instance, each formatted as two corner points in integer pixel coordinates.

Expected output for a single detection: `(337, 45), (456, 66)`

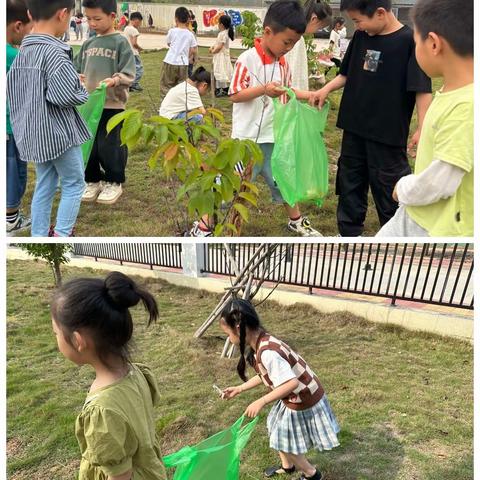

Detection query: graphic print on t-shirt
(363, 49), (381, 72)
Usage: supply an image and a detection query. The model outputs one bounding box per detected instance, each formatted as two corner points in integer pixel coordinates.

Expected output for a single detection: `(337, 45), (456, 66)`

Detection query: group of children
(5, 0), (473, 237)
(52, 271), (338, 479)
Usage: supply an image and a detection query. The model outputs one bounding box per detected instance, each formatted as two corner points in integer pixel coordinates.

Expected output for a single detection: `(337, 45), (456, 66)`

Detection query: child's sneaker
(6, 213), (31, 236)
(287, 217), (322, 237)
(97, 182), (122, 204)
(190, 221), (212, 237)
(82, 182), (103, 202)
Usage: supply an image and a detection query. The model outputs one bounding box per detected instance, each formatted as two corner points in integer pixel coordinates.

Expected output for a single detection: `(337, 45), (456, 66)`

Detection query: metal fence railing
(202, 243), (474, 310)
(73, 243), (183, 269)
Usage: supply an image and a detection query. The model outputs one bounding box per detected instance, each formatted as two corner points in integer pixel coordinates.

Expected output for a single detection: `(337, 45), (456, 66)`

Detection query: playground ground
(7, 259), (473, 479)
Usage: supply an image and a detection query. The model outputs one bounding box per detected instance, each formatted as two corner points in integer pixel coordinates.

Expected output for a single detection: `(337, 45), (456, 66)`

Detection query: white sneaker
(97, 182), (122, 205)
(82, 182), (103, 202)
(190, 221), (212, 237)
(287, 217), (322, 237)
(6, 213), (31, 236)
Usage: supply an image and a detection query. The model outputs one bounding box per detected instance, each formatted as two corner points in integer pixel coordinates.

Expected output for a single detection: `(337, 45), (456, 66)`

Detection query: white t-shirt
(124, 25), (140, 56)
(329, 29), (342, 60)
(261, 350), (297, 387)
(159, 81), (204, 119)
(229, 40), (292, 143)
(164, 27), (197, 66)
(285, 36), (309, 91)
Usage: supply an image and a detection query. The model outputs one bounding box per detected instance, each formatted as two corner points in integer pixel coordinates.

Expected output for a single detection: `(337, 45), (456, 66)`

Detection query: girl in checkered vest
(220, 299), (340, 480)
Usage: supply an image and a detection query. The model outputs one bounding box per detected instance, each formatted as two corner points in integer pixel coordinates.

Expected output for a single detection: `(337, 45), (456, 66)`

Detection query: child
(160, 7), (198, 97)
(75, 0), (136, 205)
(229, 0), (321, 237)
(326, 17), (346, 75)
(220, 299), (340, 480)
(6, 0), (32, 235)
(159, 66), (211, 122)
(51, 272), (164, 479)
(210, 15), (234, 98)
(7, 0), (90, 237)
(286, 0), (332, 90)
(377, 0), (473, 237)
(124, 11), (144, 92)
(310, 0), (432, 237)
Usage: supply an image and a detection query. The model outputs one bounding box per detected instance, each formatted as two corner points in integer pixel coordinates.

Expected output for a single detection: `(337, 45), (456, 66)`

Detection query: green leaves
(116, 108), (266, 236)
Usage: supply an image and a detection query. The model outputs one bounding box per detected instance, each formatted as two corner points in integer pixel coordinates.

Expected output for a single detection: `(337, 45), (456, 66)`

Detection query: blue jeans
(173, 112), (204, 124)
(7, 135), (28, 210)
(132, 55), (144, 89)
(31, 146), (85, 237)
(253, 143), (284, 204)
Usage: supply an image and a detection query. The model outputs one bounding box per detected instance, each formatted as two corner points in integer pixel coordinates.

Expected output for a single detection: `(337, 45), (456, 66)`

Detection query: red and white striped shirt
(229, 38), (292, 143)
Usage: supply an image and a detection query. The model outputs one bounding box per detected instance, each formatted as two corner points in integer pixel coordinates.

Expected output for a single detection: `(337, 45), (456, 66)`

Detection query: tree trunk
(53, 259), (62, 286)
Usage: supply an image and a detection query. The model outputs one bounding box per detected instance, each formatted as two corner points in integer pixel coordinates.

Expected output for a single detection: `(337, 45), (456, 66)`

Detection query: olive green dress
(75, 363), (165, 479)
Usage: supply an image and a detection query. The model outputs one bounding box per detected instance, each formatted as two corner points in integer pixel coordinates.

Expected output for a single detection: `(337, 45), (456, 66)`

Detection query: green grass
(7, 259), (473, 479)
(16, 47), (442, 237)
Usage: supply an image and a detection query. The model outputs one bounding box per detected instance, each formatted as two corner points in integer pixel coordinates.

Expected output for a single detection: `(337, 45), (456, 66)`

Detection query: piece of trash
(213, 384), (224, 398)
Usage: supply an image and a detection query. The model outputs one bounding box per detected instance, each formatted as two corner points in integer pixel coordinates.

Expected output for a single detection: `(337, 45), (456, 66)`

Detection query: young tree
(19, 244), (72, 286)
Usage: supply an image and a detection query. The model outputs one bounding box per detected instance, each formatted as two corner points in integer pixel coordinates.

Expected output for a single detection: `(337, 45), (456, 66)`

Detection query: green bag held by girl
(271, 88), (330, 207)
(163, 415), (258, 480)
(77, 83), (107, 166)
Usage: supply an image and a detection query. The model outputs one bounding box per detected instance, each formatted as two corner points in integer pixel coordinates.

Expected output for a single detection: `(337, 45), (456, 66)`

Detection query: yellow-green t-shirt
(75, 363), (165, 480)
(406, 83), (473, 236)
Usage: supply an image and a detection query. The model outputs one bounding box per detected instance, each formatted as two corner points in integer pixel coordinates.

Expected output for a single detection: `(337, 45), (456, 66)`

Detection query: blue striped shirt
(7, 34), (91, 163)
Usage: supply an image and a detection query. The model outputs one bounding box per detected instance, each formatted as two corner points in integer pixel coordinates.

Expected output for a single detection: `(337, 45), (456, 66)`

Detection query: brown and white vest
(254, 332), (324, 411)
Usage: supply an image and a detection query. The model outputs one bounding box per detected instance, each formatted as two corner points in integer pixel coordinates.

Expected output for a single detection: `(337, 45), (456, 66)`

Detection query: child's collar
(254, 38), (285, 66)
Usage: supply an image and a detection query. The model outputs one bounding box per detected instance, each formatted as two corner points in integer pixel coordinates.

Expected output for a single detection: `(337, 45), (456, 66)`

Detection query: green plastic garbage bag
(77, 83), (107, 166)
(163, 415), (258, 480)
(271, 88), (330, 207)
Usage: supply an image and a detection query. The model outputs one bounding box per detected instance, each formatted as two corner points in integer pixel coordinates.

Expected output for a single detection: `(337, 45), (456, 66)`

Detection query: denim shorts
(6, 135), (28, 209)
(253, 143), (284, 204)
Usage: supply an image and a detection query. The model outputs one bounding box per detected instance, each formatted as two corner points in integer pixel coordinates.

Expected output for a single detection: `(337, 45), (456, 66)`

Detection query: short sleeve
(432, 103), (473, 172)
(166, 29), (172, 44)
(261, 350), (297, 387)
(136, 363), (161, 406)
(76, 405), (138, 477)
(406, 45), (432, 93)
(229, 60), (251, 94)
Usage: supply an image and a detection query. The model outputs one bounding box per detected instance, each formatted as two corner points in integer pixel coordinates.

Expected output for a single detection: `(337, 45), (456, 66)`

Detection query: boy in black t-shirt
(310, 0), (432, 237)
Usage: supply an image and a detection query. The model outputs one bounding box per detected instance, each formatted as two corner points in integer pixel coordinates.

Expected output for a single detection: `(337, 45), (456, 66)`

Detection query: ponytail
(220, 298), (263, 382)
(51, 272), (159, 368)
(190, 66), (212, 85)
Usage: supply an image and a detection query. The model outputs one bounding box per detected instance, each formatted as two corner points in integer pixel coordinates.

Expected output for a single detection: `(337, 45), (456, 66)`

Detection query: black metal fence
(202, 243), (474, 309)
(73, 243), (183, 269)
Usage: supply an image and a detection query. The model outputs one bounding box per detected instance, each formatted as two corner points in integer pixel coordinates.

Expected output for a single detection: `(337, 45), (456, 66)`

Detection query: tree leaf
(242, 180), (259, 194)
(164, 143), (179, 162)
(238, 191), (258, 206)
(233, 203), (249, 222)
(106, 109), (137, 134)
(155, 125), (169, 146)
(224, 223), (239, 235)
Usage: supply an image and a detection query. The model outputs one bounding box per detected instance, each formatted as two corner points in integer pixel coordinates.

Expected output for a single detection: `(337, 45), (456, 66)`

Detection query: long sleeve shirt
(7, 34), (91, 163)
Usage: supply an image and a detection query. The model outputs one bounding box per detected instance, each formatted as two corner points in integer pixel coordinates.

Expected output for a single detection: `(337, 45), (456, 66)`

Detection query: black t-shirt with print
(337, 25), (432, 147)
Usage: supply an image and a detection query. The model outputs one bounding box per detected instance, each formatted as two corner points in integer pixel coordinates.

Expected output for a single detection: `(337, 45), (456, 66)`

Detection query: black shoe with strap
(296, 470), (322, 480)
(264, 465), (296, 477)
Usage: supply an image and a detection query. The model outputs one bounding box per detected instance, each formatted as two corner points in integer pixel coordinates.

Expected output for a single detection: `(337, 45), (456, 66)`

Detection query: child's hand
(100, 78), (116, 88)
(244, 398), (265, 418)
(222, 386), (242, 400)
(392, 184), (399, 202)
(265, 82), (285, 98)
(407, 129), (421, 157)
(79, 74), (86, 84)
(309, 88), (328, 109)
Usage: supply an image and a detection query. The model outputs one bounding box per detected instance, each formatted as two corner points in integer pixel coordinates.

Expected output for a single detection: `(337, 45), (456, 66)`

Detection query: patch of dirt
(6, 438), (23, 457)
(9, 459), (79, 480)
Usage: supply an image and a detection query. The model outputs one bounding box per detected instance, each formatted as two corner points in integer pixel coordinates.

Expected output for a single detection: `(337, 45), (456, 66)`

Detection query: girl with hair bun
(51, 272), (165, 480)
(210, 14), (234, 97)
(159, 66), (211, 124)
(220, 298), (340, 480)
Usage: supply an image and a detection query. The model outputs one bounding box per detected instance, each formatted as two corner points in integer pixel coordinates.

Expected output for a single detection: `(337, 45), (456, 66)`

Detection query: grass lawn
(7, 259), (473, 479)
(16, 47), (442, 237)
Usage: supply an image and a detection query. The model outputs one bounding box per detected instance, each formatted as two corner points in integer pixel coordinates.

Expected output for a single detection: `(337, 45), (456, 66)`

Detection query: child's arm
(46, 62), (89, 107)
(105, 39), (136, 88)
(131, 35), (143, 52)
(245, 378), (300, 418)
(309, 74), (347, 108)
(393, 160), (466, 205)
(222, 374), (263, 399)
(407, 92), (433, 156)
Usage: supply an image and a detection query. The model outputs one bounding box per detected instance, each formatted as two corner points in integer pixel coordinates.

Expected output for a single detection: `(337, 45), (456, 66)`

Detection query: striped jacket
(7, 34), (91, 163)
